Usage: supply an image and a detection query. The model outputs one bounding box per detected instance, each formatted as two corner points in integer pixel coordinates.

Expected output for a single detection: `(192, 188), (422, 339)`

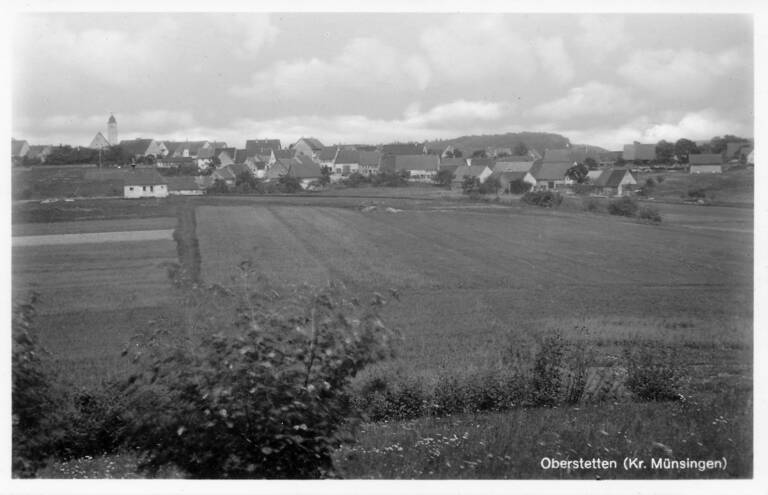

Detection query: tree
(472, 150), (487, 158)
(206, 179), (230, 194)
(319, 166), (331, 186)
(583, 157), (598, 170)
(513, 142), (528, 156)
(565, 163), (589, 184)
(453, 149), (463, 158)
(434, 169), (455, 187)
(674, 139), (699, 164)
(479, 176), (501, 195)
(655, 140), (675, 164)
(277, 175), (303, 193)
(461, 176), (481, 195)
(235, 172), (260, 192)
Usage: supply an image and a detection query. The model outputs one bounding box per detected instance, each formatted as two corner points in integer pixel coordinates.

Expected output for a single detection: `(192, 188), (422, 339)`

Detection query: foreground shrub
(119, 274), (398, 479)
(638, 206), (662, 223)
(607, 196), (639, 217)
(12, 293), (64, 477)
(582, 197), (601, 212)
(624, 345), (681, 402)
(521, 190), (563, 207)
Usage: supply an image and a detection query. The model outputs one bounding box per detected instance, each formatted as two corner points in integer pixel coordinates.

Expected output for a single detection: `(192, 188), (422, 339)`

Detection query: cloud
(14, 16), (179, 88)
(530, 81), (641, 122)
(535, 37), (575, 85)
(232, 37), (430, 101)
(617, 48), (746, 101)
(576, 15), (629, 61)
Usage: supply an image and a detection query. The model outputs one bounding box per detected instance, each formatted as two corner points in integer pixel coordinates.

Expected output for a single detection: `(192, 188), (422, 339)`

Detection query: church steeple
(107, 114), (118, 145)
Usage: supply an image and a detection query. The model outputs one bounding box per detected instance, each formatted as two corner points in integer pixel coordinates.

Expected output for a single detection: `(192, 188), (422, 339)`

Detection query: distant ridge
(425, 132), (574, 155)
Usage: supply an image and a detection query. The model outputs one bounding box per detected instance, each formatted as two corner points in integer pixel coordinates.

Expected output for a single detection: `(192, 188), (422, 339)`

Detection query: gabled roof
(234, 149), (248, 164)
(530, 162), (573, 181)
(227, 163), (251, 176)
(491, 171), (530, 182)
(335, 149), (360, 165)
(296, 137), (324, 151)
(272, 149), (294, 160)
(392, 154), (439, 171)
(123, 169), (167, 186)
(245, 139), (281, 157)
(453, 164), (491, 182)
(318, 147), (339, 161)
(288, 156), (322, 179)
(382, 143), (424, 155)
(215, 147), (236, 158)
(439, 157), (466, 169)
(493, 159), (535, 173)
(119, 139), (155, 156)
(11, 139), (29, 156)
(468, 157), (494, 167)
(594, 168), (634, 188)
(359, 150), (382, 168)
(689, 153), (724, 165)
(163, 141), (183, 155)
(543, 149), (572, 163)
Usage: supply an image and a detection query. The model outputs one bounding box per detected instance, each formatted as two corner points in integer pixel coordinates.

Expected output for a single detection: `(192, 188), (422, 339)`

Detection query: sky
(11, 12), (754, 150)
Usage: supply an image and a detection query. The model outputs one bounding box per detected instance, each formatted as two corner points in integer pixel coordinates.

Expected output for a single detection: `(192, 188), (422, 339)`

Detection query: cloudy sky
(11, 12), (753, 150)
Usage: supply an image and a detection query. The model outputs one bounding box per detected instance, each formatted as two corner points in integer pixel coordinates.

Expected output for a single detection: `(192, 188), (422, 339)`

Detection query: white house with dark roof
(123, 169), (168, 198)
(593, 168), (637, 196)
(451, 164), (493, 190)
(529, 162), (574, 190)
(689, 154), (723, 174)
(333, 149), (361, 178)
(12, 139), (30, 159)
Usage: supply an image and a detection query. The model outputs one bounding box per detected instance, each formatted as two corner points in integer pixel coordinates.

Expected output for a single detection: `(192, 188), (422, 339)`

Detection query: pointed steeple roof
(108, 114), (117, 124)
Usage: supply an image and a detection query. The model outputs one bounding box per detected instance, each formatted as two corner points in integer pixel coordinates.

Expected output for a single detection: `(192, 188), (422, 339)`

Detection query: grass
(13, 196), (754, 478)
(333, 388), (752, 479)
(636, 168), (753, 205)
(13, 165), (124, 200)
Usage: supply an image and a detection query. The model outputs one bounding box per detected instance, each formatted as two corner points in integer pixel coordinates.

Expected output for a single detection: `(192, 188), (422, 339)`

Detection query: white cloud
(535, 37), (575, 85)
(14, 16), (179, 88)
(576, 15), (629, 61)
(530, 81), (641, 121)
(618, 48), (746, 101)
(232, 37), (430, 101)
(639, 109), (749, 143)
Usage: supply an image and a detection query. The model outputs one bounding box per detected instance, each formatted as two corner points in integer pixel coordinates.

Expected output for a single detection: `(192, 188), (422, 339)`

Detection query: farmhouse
(452, 164), (493, 190)
(529, 162), (574, 190)
(287, 155), (323, 188)
(292, 137), (324, 158)
(358, 150), (382, 175)
(333, 149), (362, 177)
(593, 168), (637, 196)
(317, 147), (339, 169)
(689, 154), (724, 174)
(381, 154), (439, 181)
(622, 142), (656, 162)
(123, 169), (168, 198)
(212, 163), (251, 186)
(491, 171), (536, 193)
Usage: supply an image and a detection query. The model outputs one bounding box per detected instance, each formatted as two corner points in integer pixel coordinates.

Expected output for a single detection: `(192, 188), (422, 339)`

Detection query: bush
(342, 172), (370, 188)
(461, 176), (481, 195)
(582, 197), (601, 212)
(12, 293), (64, 477)
(433, 169), (454, 187)
(507, 179), (532, 194)
(687, 187), (707, 200)
(624, 345), (680, 402)
(478, 176), (502, 195)
(372, 171), (409, 187)
(118, 274), (398, 479)
(521, 190), (563, 207)
(656, 175), (665, 184)
(571, 183), (594, 196)
(638, 206), (662, 223)
(607, 196), (639, 217)
(277, 175), (303, 193)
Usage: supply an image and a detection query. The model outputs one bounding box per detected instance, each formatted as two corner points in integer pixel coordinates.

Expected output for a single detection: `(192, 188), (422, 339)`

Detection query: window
(129, 187), (134, 191)
(143, 186), (147, 191)
(150, 186), (154, 192)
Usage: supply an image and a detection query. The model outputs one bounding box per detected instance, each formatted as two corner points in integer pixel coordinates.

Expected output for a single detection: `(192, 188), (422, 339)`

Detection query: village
(10, 114), (755, 201)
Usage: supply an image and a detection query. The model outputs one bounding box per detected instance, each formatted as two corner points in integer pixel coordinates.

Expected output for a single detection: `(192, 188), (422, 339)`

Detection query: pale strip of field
(12, 229), (174, 246)
(12, 216), (177, 236)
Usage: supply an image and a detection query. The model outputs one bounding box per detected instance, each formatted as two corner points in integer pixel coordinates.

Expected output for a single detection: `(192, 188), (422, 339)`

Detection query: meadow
(13, 195), (754, 478)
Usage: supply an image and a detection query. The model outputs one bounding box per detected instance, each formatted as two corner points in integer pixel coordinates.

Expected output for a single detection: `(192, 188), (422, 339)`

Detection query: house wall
(124, 184), (169, 198)
(407, 169), (437, 181)
(168, 189), (204, 196)
(293, 140), (317, 158)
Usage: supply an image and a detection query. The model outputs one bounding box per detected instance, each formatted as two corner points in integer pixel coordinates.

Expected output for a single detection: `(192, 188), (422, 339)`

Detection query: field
(12, 216), (179, 386)
(636, 168), (754, 206)
(12, 165), (126, 200)
(13, 195), (754, 478)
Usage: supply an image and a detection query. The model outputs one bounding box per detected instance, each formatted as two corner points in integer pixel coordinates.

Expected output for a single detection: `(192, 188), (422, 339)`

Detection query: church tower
(107, 114), (118, 145)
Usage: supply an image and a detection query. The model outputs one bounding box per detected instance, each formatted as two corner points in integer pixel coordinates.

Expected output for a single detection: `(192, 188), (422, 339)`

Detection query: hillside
(426, 131), (573, 155)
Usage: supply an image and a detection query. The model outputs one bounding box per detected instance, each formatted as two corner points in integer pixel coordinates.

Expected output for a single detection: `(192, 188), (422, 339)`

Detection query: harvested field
(195, 203), (752, 383)
(13, 229), (174, 246)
